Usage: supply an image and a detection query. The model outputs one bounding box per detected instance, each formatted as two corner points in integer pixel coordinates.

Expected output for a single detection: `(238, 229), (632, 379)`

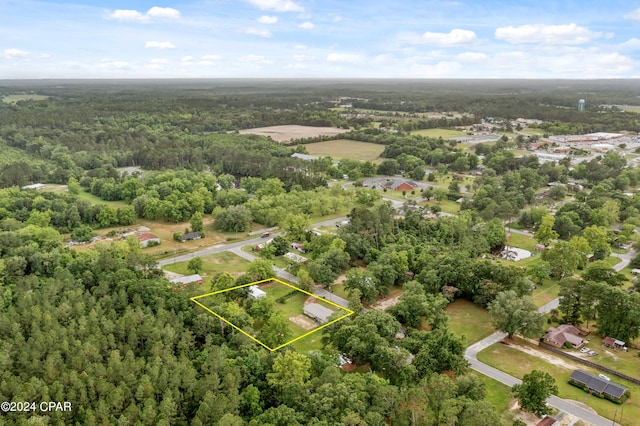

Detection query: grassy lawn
(446, 299), (495, 344)
(477, 341), (639, 424)
(163, 251), (251, 280)
(468, 371), (513, 414)
(506, 232), (536, 251)
(605, 256), (622, 267)
(75, 190), (128, 208)
(330, 283), (349, 300)
(531, 278), (560, 308)
(567, 332), (640, 380)
(422, 199), (461, 214)
(411, 128), (467, 138)
(2, 94), (49, 103)
(304, 139), (385, 162)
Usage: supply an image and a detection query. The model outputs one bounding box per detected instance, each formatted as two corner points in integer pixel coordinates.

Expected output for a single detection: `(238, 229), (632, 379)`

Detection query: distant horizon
(2, 1), (640, 79)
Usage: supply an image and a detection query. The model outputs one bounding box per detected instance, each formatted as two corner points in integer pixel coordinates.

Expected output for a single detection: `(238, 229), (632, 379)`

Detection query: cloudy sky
(2, 0), (640, 78)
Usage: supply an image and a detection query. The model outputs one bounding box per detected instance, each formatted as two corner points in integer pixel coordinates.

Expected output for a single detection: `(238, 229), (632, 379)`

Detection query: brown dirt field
(238, 125), (349, 142)
(290, 314), (317, 330)
(368, 288), (403, 311)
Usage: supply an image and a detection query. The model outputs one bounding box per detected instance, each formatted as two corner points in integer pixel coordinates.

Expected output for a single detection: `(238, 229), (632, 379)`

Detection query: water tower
(578, 99), (585, 111)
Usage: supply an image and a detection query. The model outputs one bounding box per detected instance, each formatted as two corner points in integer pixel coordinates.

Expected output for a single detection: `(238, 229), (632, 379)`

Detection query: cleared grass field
(76, 190), (128, 208)
(531, 278), (560, 307)
(477, 341), (639, 424)
(411, 128), (467, 138)
(163, 251), (251, 280)
(2, 94), (49, 103)
(446, 299), (495, 344)
(304, 139), (385, 161)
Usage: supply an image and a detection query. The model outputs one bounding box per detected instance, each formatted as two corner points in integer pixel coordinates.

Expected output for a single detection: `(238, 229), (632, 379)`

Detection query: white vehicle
(588, 350), (598, 356)
(580, 347), (590, 353)
(599, 374), (611, 381)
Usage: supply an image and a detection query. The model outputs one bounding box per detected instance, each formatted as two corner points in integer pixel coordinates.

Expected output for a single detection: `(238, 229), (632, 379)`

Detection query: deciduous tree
(512, 370), (558, 416)
(488, 290), (543, 339)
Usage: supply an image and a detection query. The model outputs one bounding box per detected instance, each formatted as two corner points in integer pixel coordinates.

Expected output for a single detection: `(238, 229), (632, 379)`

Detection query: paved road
(464, 249), (636, 426)
(160, 216), (351, 308)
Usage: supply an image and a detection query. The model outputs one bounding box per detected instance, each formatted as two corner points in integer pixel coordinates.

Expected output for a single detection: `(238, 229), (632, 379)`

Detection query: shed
(602, 336), (625, 349)
(21, 183), (45, 190)
(303, 303), (334, 323)
(248, 285), (266, 299)
(291, 153), (319, 161)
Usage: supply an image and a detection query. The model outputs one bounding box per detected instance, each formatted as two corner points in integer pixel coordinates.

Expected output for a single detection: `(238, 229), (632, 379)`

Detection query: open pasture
(304, 139), (385, 161)
(238, 125), (349, 142)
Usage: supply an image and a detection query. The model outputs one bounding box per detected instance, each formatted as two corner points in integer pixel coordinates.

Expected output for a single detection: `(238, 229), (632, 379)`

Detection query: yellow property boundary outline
(191, 277), (354, 351)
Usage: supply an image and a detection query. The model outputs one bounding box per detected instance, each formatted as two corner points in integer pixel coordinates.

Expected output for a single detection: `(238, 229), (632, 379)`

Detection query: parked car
(588, 351), (598, 356)
(599, 374), (611, 381)
(580, 347), (590, 353)
(261, 232), (270, 238)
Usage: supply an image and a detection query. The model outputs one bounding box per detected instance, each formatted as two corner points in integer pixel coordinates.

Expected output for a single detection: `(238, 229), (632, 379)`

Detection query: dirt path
(504, 341), (581, 371)
(369, 294), (401, 311)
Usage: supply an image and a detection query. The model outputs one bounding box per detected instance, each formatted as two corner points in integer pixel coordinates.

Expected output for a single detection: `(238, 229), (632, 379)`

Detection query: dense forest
(2, 80), (640, 425)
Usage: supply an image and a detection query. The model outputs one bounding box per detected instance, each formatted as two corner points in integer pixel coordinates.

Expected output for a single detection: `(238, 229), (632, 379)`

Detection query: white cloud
(298, 22), (314, 30)
(202, 55), (222, 61)
(258, 15), (278, 24)
(421, 29), (478, 46)
(2, 48), (30, 59)
(620, 38), (640, 50)
(243, 27), (272, 37)
(326, 53), (361, 64)
(331, 15), (342, 22)
(409, 61), (462, 77)
(293, 54), (313, 61)
(146, 7), (181, 19)
(624, 8), (640, 21)
(293, 44), (307, 49)
(495, 23), (600, 45)
(104, 6), (180, 23)
(286, 63), (307, 69)
(181, 56), (194, 62)
(150, 58), (170, 64)
(456, 52), (488, 61)
(240, 55), (273, 64)
(104, 9), (149, 23)
(248, 0), (304, 12)
(145, 41), (176, 49)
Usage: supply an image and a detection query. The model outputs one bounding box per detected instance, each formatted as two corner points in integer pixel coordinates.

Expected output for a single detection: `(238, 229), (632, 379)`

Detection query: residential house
(291, 242), (305, 253)
(170, 274), (203, 287)
(543, 324), (584, 348)
(182, 231), (202, 242)
(284, 252), (308, 264)
(291, 153), (319, 161)
(382, 179), (419, 191)
(569, 370), (628, 402)
(21, 183), (45, 190)
(137, 233), (160, 248)
(303, 303), (335, 323)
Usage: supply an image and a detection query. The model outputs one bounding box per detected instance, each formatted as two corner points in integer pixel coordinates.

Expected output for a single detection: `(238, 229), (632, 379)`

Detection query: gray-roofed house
(170, 274), (203, 287)
(182, 232), (202, 242)
(303, 303), (335, 323)
(291, 153), (319, 161)
(248, 285), (266, 299)
(569, 370), (628, 401)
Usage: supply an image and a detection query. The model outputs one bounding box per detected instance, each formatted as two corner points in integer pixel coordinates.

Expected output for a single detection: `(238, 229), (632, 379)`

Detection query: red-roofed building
(137, 233), (160, 248)
(543, 324), (584, 348)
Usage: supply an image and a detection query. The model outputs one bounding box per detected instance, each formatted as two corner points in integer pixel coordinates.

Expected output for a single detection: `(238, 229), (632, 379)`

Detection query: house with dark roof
(543, 324), (584, 348)
(569, 370), (628, 402)
(182, 231), (202, 242)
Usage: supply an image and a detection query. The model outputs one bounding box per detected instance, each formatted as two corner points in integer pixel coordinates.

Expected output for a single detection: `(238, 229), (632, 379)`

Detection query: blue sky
(2, 0), (640, 78)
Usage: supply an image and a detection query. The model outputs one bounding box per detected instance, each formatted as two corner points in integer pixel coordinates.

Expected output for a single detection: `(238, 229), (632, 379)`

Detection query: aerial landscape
(2, 1), (640, 426)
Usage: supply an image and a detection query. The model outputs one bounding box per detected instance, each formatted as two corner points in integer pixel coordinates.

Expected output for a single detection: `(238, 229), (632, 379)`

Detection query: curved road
(465, 249), (634, 426)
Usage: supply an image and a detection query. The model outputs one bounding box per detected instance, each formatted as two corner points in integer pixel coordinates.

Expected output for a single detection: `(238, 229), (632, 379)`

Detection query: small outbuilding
(248, 285), (266, 299)
(303, 303), (334, 323)
(602, 336), (625, 349)
(137, 233), (160, 248)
